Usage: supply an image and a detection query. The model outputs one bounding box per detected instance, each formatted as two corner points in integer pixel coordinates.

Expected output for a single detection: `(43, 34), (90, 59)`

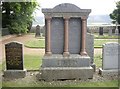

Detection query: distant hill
(33, 16), (45, 26)
(87, 15), (112, 24)
(32, 14), (112, 26)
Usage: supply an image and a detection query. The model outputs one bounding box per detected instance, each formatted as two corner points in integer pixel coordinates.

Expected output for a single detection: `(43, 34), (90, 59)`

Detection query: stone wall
(2, 28), (10, 36)
(87, 26), (116, 33)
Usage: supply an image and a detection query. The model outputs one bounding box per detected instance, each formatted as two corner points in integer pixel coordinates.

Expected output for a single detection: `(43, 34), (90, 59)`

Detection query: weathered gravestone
(40, 3), (94, 81)
(4, 41), (26, 78)
(99, 42), (120, 76)
(99, 27), (103, 35)
(108, 29), (112, 36)
(35, 25), (40, 37)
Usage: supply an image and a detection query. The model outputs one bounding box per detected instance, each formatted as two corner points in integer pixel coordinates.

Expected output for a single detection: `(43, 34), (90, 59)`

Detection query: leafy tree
(2, 1), (39, 34)
(110, 1), (120, 24)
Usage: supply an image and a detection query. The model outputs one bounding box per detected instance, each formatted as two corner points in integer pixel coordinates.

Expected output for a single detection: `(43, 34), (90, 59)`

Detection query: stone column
(80, 17), (88, 56)
(45, 16), (52, 55)
(63, 17), (70, 56)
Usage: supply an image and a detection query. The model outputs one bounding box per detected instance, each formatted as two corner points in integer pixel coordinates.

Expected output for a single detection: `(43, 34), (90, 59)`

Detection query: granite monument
(40, 3), (94, 81)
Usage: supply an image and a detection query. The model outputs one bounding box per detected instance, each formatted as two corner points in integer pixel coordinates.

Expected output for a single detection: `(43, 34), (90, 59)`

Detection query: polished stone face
(49, 17), (82, 54)
(69, 18), (82, 54)
(51, 17), (64, 54)
(5, 42), (23, 70)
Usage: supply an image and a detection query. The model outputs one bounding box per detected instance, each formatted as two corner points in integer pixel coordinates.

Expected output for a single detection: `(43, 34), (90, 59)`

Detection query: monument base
(41, 54), (91, 67)
(40, 67), (93, 81)
(99, 68), (118, 76)
(4, 69), (27, 78)
(40, 54), (94, 81)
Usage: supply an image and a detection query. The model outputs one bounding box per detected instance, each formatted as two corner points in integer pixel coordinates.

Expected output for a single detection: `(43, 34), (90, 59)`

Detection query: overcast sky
(34, 0), (119, 17)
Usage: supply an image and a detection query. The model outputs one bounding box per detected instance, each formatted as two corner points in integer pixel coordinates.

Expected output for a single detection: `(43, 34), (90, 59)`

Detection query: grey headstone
(99, 27), (103, 35)
(108, 29), (112, 36)
(41, 3), (94, 80)
(102, 42), (120, 70)
(35, 25), (40, 37)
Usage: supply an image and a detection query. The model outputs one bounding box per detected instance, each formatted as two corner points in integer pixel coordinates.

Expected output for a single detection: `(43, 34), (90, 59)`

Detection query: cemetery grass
(25, 39), (45, 48)
(2, 54), (102, 70)
(94, 33), (120, 39)
(2, 55), (42, 70)
(2, 54), (118, 87)
(94, 39), (118, 48)
(2, 79), (118, 87)
(24, 38), (118, 48)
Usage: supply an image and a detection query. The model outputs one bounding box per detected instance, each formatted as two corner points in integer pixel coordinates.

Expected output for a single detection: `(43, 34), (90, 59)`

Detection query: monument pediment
(42, 3), (91, 17)
(52, 3), (81, 12)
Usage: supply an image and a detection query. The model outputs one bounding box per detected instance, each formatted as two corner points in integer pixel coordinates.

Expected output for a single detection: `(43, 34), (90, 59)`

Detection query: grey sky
(35, 0), (119, 16)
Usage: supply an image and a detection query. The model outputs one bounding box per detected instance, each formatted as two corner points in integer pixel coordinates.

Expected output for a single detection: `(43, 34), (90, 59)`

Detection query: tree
(110, 1), (120, 24)
(2, 1), (39, 34)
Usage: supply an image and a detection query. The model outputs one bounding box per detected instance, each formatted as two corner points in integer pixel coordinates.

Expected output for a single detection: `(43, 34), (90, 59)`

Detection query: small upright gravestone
(99, 42), (120, 76)
(99, 27), (103, 35)
(108, 29), (112, 36)
(35, 25), (40, 37)
(4, 41), (26, 78)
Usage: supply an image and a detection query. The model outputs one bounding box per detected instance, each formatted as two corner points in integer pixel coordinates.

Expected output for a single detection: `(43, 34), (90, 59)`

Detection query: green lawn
(94, 33), (119, 39)
(2, 54), (43, 71)
(94, 39), (118, 48)
(25, 37), (118, 49)
(24, 54), (42, 70)
(94, 54), (102, 68)
(2, 79), (118, 87)
(2, 54), (118, 87)
(25, 39), (45, 48)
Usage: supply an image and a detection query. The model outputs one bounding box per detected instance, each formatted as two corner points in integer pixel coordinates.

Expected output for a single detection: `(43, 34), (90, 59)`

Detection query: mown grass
(94, 33), (120, 39)
(2, 54), (43, 71)
(2, 54), (119, 87)
(25, 36), (118, 49)
(94, 54), (102, 68)
(2, 79), (118, 87)
(24, 54), (43, 70)
(94, 39), (118, 48)
(25, 39), (45, 48)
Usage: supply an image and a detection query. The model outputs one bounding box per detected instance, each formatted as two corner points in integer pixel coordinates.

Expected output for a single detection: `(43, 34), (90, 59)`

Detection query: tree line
(2, 0), (39, 34)
(1, 1), (120, 34)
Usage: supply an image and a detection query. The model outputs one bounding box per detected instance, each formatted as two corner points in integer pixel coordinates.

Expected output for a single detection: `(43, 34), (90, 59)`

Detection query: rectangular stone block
(4, 69), (27, 78)
(40, 67), (93, 81)
(41, 54), (91, 67)
(99, 68), (118, 76)
(86, 33), (94, 64)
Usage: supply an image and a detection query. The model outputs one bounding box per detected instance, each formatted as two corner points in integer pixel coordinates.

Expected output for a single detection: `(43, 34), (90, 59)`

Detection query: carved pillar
(63, 17), (70, 56)
(45, 16), (52, 55)
(80, 17), (88, 56)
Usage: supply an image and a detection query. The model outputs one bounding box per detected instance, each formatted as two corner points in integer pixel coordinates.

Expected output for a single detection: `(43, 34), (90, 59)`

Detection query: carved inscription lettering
(104, 46), (118, 56)
(58, 60), (77, 67)
(5, 42), (23, 70)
